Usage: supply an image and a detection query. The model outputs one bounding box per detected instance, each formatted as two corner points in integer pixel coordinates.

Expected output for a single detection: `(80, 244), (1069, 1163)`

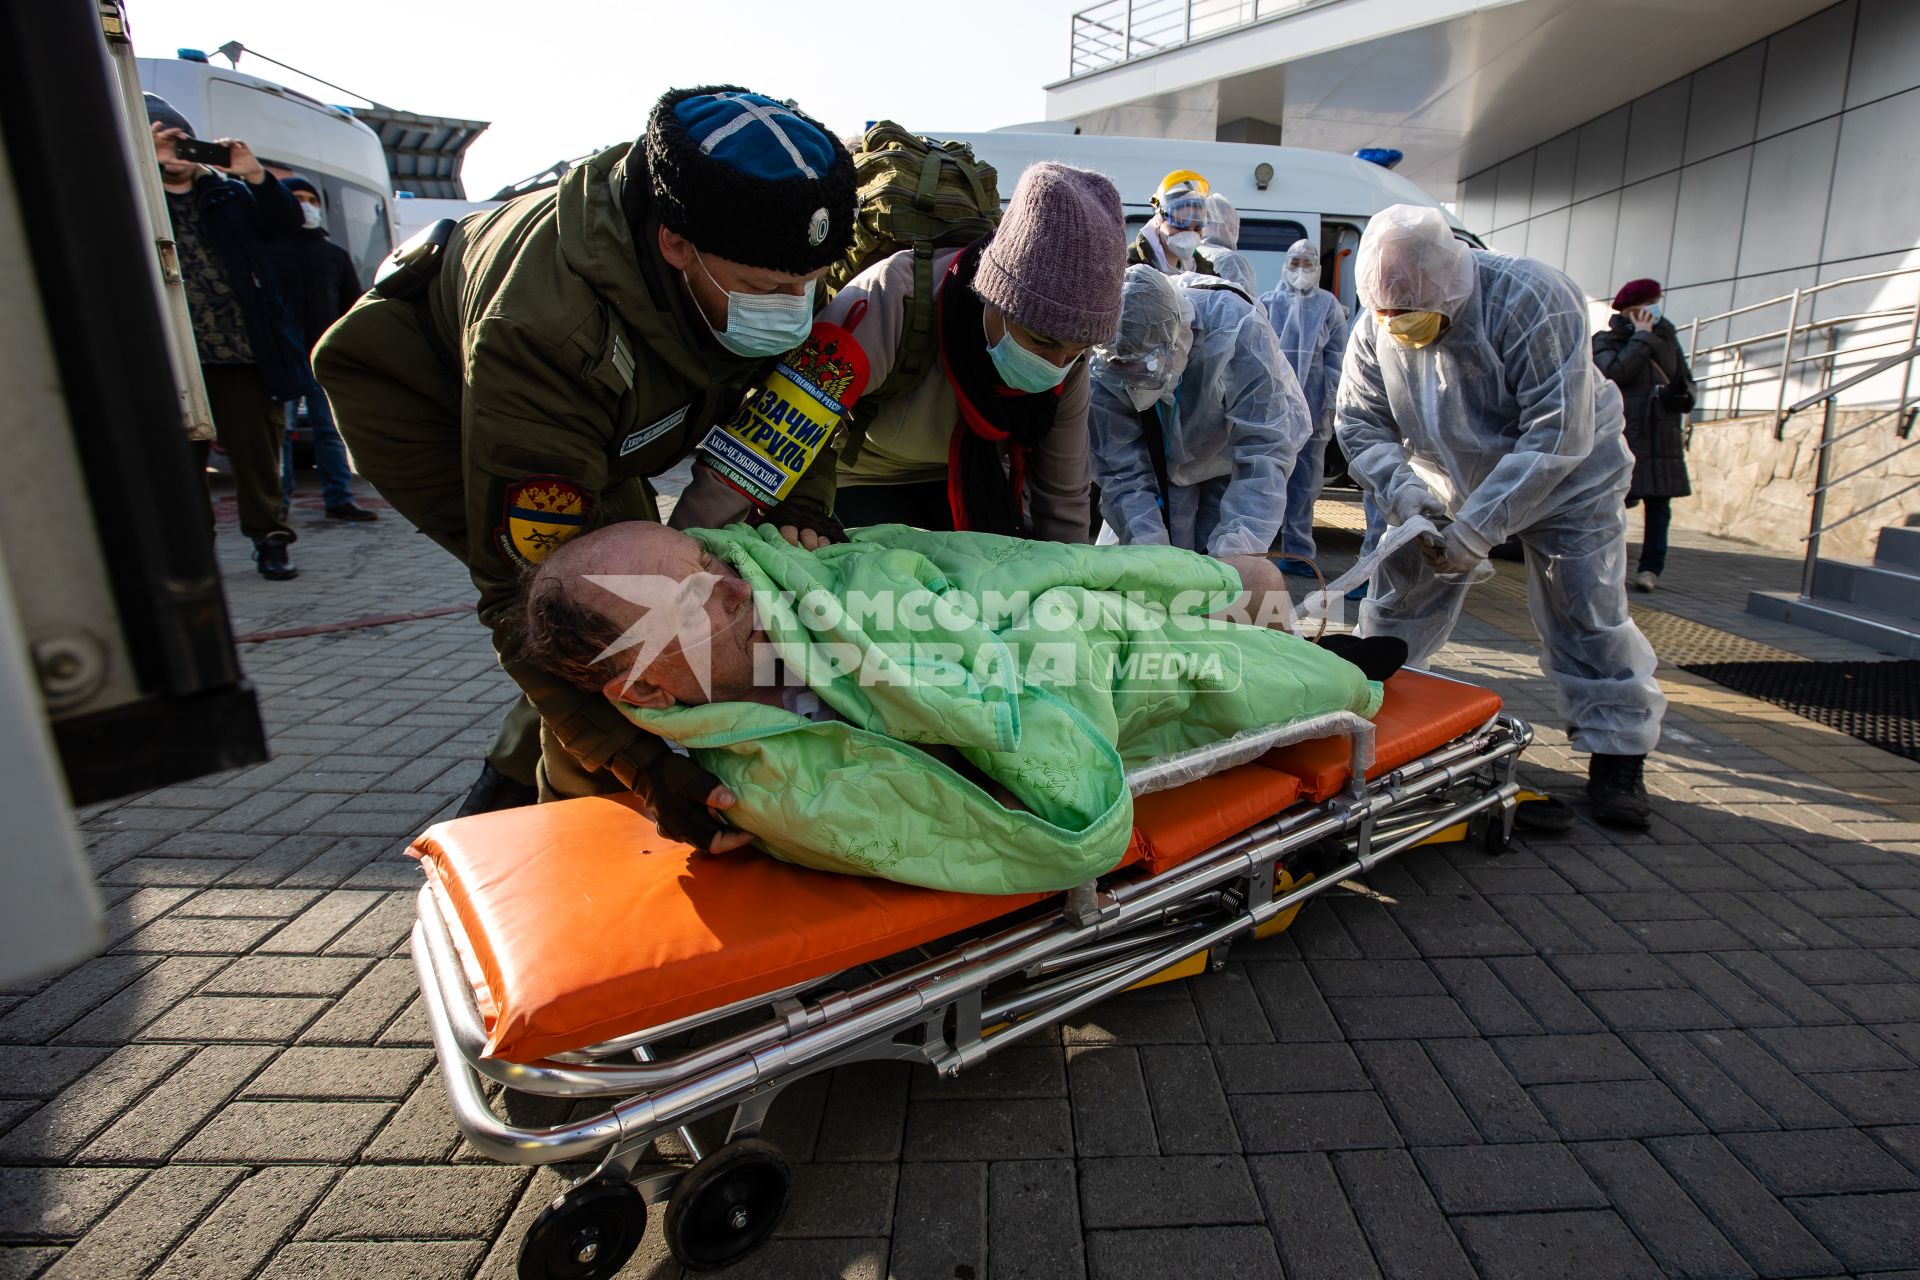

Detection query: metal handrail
(1067, 0), (1321, 76)
(1790, 340), (1920, 598)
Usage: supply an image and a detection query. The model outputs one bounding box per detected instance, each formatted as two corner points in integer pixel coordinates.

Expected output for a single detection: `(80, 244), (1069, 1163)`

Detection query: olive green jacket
(315, 142), (837, 788)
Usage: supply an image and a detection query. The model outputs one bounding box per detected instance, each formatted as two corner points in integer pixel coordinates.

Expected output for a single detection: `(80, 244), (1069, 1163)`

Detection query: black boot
(455, 762), (538, 818)
(1316, 634), (1409, 681)
(1587, 753), (1652, 828)
(252, 533), (298, 580)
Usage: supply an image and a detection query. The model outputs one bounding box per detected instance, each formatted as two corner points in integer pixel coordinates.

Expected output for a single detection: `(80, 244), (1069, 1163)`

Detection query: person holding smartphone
(146, 93), (309, 580)
(1593, 278), (1695, 592)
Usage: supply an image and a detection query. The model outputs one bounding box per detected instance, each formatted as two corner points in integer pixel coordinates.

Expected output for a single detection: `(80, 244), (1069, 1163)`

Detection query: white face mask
(691, 249), (816, 358)
(1167, 230), (1201, 258)
(299, 202), (325, 230)
(1126, 381), (1167, 412)
(1285, 264), (1317, 293)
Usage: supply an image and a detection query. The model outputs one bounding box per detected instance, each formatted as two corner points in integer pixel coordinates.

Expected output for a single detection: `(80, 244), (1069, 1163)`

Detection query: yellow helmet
(1151, 169), (1211, 208)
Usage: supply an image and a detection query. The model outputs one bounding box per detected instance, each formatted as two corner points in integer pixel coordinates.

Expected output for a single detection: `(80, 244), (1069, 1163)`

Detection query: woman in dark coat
(1594, 277), (1694, 591)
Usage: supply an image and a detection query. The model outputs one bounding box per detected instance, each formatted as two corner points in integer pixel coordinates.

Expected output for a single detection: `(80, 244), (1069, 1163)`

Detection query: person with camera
(146, 93), (308, 580)
(1593, 277), (1696, 593)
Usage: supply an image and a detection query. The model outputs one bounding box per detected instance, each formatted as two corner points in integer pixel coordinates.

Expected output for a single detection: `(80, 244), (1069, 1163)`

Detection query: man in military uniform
(314, 86), (855, 848)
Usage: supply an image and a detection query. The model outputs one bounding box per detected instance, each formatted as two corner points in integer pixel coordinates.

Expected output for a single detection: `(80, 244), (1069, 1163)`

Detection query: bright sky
(132, 0), (1086, 198)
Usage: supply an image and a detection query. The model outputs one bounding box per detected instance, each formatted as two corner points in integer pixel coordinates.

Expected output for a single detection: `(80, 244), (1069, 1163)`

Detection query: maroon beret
(1612, 277), (1662, 310)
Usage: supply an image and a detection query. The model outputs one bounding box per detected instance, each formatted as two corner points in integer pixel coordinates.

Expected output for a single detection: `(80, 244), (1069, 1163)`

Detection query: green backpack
(827, 122), (1002, 455)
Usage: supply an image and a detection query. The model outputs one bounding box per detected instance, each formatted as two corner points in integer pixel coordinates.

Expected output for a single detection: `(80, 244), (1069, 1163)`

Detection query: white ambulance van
(942, 128), (1478, 306)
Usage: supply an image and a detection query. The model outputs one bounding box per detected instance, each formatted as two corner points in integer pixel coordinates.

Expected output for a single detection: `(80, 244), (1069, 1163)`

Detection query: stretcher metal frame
(411, 683), (1531, 1271)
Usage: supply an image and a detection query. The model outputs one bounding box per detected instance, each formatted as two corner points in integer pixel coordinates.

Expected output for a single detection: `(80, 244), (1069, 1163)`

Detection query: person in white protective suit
(1260, 239), (1350, 570)
(1088, 264), (1310, 597)
(1127, 171), (1214, 277)
(1335, 203), (1666, 827)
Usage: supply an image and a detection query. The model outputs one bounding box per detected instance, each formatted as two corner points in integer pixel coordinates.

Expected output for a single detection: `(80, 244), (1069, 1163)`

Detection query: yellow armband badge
(699, 321), (869, 507)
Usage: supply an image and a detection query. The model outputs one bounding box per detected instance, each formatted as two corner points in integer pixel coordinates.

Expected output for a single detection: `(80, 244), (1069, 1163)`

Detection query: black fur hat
(642, 85), (856, 275)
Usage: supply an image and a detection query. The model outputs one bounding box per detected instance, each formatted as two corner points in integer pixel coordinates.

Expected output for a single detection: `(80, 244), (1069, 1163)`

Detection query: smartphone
(172, 137), (232, 168)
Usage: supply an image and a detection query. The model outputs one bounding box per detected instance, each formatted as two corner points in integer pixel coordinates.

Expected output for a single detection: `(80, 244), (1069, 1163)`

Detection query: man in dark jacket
(147, 93), (309, 580)
(1593, 277), (1694, 592)
(315, 86), (855, 833)
(267, 176), (376, 522)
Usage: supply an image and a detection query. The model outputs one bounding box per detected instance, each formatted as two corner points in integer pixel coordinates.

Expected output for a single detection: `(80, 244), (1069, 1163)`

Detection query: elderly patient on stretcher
(514, 521), (1403, 896)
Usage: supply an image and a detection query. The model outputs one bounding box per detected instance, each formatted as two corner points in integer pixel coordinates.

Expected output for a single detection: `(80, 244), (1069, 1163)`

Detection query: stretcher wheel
(1481, 808), (1512, 855)
(663, 1138), (791, 1271)
(517, 1176), (645, 1280)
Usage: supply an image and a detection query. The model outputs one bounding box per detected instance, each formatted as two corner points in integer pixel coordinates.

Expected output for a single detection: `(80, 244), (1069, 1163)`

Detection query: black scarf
(937, 240), (1065, 537)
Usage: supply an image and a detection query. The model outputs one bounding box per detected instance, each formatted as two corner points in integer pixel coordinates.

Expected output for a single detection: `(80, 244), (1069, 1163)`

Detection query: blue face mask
(1644, 302), (1663, 321)
(986, 314), (1073, 393)
(692, 250), (815, 357)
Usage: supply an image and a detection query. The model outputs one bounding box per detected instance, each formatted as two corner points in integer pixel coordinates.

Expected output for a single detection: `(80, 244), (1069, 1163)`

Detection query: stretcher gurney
(408, 670), (1531, 1276)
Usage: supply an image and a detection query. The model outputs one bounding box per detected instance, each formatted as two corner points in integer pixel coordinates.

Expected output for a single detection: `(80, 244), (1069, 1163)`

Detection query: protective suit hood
(1355, 204), (1477, 321)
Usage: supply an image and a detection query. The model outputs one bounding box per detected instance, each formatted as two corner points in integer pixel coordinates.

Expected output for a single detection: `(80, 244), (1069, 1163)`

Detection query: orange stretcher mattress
(412, 671), (1501, 1063)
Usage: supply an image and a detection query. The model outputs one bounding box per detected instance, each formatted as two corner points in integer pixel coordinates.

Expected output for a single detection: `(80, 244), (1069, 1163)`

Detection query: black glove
(634, 753), (734, 851)
(1658, 381), (1694, 413)
(755, 498), (847, 544)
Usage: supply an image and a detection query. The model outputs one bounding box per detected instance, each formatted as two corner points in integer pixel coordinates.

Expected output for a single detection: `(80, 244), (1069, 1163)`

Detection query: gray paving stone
(1078, 1154), (1260, 1228)
(1650, 1134), (1839, 1278)
(257, 891), (383, 954)
(1685, 1031), (1847, 1129)
(1586, 987), (1736, 1032)
(148, 1166), (337, 1280)
(989, 1159), (1083, 1280)
(1713, 953), (1848, 1026)
(0, 1246), (61, 1278)
(1085, 1225), (1281, 1279)
(1065, 1047), (1156, 1159)
(255, 1240), (486, 1280)
(1492, 1033), (1649, 1085)
(1305, 960), (1443, 998)
(1140, 1044), (1238, 1154)
(903, 1098), (1072, 1161)
(1246, 1153), (1380, 1280)
(361, 1080), (461, 1164)
(1329, 995), (1477, 1039)
(1622, 1031), (1778, 1134)
(1572, 1140), (1756, 1280)
(173, 889), (322, 919)
(78, 1045), (274, 1164)
(775, 1162), (896, 1238)
(1353, 1041), (1478, 1147)
(0, 957), (159, 1045)
(1423, 1038), (1555, 1143)
(140, 996), (327, 1044)
(1187, 968), (1274, 1044)
(297, 960), (415, 1045)
(243, 1048), (430, 1101)
(1414, 1142), (1607, 1212)
(1721, 1127), (1920, 1196)
(1061, 993), (1205, 1046)
(1430, 958), (1540, 1035)
(0, 1051), (109, 1102)
(1530, 1078), (1707, 1141)
(1231, 1091), (1400, 1153)
(0, 1045), (194, 1163)
(1751, 1024), (1913, 1073)
(889, 1161), (983, 1280)
(1811, 1070), (1920, 1126)
(1245, 961), (1342, 1042)
(0, 1166), (144, 1240)
(1332, 1148), (1474, 1280)
(810, 1059), (913, 1166)
(1215, 1042), (1368, 1095)
(1454, 1210), (1664, 1280)
(175, 1101), (391, 1164)
(40, 1164), (244, 1280)
(1382, 895), (1529, 957)
(1786, 1189), (1920, 1273)
(200, 956), (371, 998)
(1486, 955), (1604, 1032)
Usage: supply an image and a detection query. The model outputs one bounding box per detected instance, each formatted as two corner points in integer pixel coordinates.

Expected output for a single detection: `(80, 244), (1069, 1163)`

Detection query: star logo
(583, 571), (740, 702)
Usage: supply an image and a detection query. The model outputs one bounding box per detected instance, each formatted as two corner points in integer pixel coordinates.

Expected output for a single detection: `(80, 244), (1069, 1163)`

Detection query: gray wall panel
(1758, 1), (1854, 137)
(1565, 192), (1621, 300)
(1486, 225), (1529, 256)
(1531, 131), (1578, 217)
(1846, 0), (1920, 108)
(1737, 118), (1839, 277)
(1684, 44), (1764, 164)
(1729, 266), (1818, 341)
(1493, 151), (1536, 231)
(1612, 173), (1679, 291)
(1573, 106), (1629, 202)
(1810, 247), (1920, 323)
(1669, 150), (1752, 288)
(1822, 88), (1920, 262)
(1460, 169), (1498, 236)
(1662, 281), (1734, 340)
(1625, 80), (1691, 185)
(1527, 206), (1572, 272)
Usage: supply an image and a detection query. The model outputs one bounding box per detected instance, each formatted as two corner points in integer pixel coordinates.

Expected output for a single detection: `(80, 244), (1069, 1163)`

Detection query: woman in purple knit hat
(1593, 277), (1696, 592)
(812, 162), (1128, 541)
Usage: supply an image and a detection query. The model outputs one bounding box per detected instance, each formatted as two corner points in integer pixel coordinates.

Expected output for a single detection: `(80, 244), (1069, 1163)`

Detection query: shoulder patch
(500, 475), (588, 568)
(620, 404), (689, 457)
